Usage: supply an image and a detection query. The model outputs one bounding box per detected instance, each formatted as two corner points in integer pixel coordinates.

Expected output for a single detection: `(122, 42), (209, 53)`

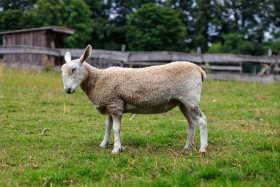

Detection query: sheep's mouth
(65, 88), (76, 94)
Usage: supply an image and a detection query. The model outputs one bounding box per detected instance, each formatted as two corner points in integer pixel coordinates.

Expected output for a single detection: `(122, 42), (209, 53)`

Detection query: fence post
(120, 44), (126, 67)
(197, 47), (201, 55)
(268, 48), (272, 57)
(276, 60), (279, 75)
(268, 48), (272, 75)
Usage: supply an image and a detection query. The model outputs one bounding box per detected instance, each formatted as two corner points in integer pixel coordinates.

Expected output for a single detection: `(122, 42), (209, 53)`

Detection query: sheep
(61, 45), (208, 154)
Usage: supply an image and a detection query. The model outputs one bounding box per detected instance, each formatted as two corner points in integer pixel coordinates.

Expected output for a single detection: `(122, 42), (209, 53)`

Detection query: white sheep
(61, 45), (208, 154)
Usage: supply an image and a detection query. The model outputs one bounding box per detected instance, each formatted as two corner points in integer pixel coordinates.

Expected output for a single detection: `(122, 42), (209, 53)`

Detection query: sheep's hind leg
(111, 114), (122, 154)
(191, 106), (208, 153)
(100, 115), (113, 149)
(179, 104), (197, 151)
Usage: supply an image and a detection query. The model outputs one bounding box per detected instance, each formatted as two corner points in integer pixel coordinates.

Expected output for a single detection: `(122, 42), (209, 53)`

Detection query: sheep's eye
(72, 67), (77, 73)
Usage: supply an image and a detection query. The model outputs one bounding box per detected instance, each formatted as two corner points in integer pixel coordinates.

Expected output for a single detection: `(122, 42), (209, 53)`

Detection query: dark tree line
(0, 0), (280, 55)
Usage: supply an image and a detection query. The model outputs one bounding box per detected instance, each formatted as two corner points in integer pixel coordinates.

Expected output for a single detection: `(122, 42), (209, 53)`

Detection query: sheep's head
(61, 45), (92, 94)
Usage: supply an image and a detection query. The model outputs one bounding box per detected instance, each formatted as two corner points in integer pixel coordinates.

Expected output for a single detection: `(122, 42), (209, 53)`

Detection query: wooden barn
(0, 26), (74, 66)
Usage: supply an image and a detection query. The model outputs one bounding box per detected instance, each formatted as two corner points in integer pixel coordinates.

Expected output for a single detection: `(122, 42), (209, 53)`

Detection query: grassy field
(0, 66), (279, 186)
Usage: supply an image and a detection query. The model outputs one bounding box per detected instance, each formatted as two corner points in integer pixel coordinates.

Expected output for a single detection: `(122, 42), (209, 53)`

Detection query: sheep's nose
(66, 88), (71, 94)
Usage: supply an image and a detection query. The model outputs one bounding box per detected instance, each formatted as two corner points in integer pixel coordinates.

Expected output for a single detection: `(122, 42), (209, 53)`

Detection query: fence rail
(1, 45), (279, 63)
(0, 45), (279, 83)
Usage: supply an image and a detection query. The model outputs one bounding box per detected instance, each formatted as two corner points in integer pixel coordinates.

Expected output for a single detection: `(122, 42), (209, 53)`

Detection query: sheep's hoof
(99, 142), (109, 149)
(112, 149), (120, 154)
(199, 146), (208, 153)
(111, 146), (125, 154)
(184, 144), (192, 151)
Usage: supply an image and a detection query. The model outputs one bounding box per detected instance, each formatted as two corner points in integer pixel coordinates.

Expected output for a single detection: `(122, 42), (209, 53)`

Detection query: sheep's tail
(196, 66), (207, 82)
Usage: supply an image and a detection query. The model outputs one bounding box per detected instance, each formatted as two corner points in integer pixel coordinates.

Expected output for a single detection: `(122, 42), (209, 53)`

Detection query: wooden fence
(0, 45), (280, 83)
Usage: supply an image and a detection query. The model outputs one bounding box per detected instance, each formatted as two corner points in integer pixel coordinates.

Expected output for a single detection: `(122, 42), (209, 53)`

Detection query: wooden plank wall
(3, 31), (49, 65)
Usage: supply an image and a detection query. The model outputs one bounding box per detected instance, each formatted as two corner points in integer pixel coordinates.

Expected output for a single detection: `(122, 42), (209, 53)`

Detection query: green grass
(0, 66), (279, 186)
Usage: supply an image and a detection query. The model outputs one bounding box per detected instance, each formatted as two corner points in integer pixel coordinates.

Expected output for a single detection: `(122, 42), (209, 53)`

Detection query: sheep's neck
(80, 63), (101, 100)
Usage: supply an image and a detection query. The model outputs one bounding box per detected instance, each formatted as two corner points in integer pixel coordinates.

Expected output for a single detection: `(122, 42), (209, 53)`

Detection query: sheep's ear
(64, 51), (71, 63)
(79, 45), (92, 64)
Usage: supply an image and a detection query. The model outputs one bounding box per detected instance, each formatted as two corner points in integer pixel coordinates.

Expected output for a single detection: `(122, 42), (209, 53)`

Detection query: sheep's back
(96, 61), (203, 107)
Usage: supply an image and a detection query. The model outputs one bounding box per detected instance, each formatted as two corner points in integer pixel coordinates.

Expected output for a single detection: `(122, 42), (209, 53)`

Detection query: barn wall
(4, 31), (47, 65)
(2, 29), (70, 66)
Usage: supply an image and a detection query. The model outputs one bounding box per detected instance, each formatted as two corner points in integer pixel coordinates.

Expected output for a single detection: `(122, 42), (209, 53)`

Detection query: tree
(263, 40), (280, 56)
(126, 3), (186, 51)
(269, 0), (280, 39)
(0, 0), (37, 10)
(165, 0), (226, 52)
(84, 0), (158, 50)
(167, 0), (272, 53)
(32, 0), (93, 48)
(0, 9), (24, 32)
(0, 0), (40, 33)
(208, 33), (264, 55)
(222, 0), (271, 44)
(83, 0), (120, 50)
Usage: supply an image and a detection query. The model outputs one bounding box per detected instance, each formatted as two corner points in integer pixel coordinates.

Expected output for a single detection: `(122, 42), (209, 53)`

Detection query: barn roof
(0, 26), (75, 35)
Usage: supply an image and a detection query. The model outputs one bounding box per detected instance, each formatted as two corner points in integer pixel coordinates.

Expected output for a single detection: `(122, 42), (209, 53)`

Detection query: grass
(0, 66), (279, 186)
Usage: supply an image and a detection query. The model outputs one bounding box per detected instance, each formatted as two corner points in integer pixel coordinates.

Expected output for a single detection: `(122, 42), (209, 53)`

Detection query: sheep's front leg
(111, 115), (122, 154)
(100, 115), (113, 149)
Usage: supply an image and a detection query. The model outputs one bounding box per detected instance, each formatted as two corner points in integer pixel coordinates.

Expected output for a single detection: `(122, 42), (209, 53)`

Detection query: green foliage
(0, 0), (280, 54)
(84, 0), (117, 49)
(32, 0), (93, 48)
(207, 42), (222, 54)
(0, 0), (38, 34)
(0, 67), (280, 186)
(270, 0), (280, 38)
(0, 0), (37, 10)
(84, 0), (126, 50)
(264, 40), (280, 56)
(0, 9), (24, 32)
(187, 0), (222, 52)
(222, 33), (264, 55)
(126, 3), (186, 51)
(208, 33), (264, 55)
(172, 0), (272, 54)
(84, 0), (160, 50)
